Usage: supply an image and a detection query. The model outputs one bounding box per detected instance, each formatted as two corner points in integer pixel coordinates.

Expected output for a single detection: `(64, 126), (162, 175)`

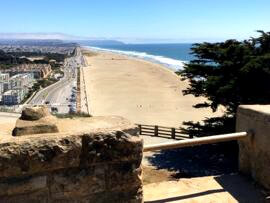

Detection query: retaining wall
(237, 105), (270, 190)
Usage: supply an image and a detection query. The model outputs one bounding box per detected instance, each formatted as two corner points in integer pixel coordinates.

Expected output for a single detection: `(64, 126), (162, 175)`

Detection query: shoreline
(84, 47), (185, 83)
(82, 49), (222, 127)
(84, 46), (186, 72)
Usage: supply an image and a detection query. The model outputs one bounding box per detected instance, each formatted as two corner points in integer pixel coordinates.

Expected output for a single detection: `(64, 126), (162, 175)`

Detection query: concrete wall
(0, 113), (143, 202)
(237, 105), (270, 190)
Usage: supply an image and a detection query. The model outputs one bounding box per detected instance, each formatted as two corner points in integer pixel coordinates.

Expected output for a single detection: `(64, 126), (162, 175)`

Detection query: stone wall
(0, 107), (143, 202)
(237, 105), (270, 190)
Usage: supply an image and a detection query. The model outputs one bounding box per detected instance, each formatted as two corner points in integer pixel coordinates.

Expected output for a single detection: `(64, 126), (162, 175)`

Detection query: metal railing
(143, 131), (248, 152)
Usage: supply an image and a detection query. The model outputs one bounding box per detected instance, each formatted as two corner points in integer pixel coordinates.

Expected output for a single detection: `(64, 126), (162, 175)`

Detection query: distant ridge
(75, 40), (124, 46)
(0, 33), (76, 40)
(0, 33), (125, 46)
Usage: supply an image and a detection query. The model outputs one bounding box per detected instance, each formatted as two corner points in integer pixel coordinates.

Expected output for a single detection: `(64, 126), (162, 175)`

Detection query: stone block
(80, 131), (143, 166)
(0, 110), (143, 202)
(0, 134), (81, 178)
(0, 187), (49, 203)
(50, 166), (106, 200)
(13, 106), (59, 136)
(20, 106), (50, 121)
(106, 162), (142, 191)
(0, 176), (47, 196)
(12, 119), (59, 136)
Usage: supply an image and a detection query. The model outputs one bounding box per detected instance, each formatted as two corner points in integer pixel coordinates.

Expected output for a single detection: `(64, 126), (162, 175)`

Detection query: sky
(0, 0), (270, 43)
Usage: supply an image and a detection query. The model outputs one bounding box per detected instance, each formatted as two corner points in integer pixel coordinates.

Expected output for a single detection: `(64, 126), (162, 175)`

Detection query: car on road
(72, 89), (77, 94)
(69, 105), (76, 113)
(51, 107), (58, 113)
(69, 98), (76, 102)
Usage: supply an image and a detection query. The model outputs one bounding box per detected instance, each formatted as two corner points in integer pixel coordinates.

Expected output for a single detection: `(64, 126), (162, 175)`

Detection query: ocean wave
(85, 46), (186, 71)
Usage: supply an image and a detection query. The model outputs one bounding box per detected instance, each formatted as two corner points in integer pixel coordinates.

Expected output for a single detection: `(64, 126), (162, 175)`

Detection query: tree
(178, 31), (270, 137)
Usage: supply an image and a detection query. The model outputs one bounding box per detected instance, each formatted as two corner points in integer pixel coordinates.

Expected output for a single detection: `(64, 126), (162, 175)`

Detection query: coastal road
(29, 47), (85, 114)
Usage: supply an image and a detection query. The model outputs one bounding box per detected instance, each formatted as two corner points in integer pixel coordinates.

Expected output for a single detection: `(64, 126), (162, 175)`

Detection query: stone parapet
(237, 105), (270, 190)
(0, 107), (143, 202)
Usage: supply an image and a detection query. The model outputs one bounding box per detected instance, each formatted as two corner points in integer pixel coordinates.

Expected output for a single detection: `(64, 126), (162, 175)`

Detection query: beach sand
(83, 51), (222, 127)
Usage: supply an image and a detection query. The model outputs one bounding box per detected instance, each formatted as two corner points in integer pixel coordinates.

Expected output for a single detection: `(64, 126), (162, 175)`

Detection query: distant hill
(0, 39), (77, 47)
(0, 33), (78, 40)
(75, 40), (125, 46)
(0, 33), (125, 46)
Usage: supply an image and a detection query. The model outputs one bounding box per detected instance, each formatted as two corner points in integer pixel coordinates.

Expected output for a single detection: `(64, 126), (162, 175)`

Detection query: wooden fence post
(154, 125), (158, 136)
(171, 128), (176, 139)
(138, 124), (142, 135)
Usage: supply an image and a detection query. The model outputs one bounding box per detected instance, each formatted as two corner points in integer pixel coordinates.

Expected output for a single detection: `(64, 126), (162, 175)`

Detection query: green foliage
(178, 31), (270, 135)
(0, 50), (67, 68)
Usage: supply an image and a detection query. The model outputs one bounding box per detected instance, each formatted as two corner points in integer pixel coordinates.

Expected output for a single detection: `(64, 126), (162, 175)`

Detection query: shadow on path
(146, 142), (238, 177)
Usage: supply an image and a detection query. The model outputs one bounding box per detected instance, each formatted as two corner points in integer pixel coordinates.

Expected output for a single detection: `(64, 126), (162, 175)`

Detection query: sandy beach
(83, 50), (222, 127)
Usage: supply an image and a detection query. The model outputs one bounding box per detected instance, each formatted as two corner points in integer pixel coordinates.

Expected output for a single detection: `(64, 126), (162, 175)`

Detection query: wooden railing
(137, 124), (193, 140)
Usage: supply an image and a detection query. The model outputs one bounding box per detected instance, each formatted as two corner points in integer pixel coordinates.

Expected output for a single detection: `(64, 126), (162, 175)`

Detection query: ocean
(85, 43), (194, 71)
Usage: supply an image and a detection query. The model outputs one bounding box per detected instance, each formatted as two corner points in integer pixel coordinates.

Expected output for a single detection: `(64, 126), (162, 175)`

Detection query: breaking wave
(86, 46), (186, 71)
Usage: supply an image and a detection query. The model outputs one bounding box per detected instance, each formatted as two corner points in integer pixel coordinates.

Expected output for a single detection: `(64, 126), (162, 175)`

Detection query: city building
(2, 64), (52, 79)
(0, 73), (10, 102)
(2, 90), (23, 105)
(0, 73), (9, 82)
(9, 73), (34, 89)
(0, 73), (33, 105)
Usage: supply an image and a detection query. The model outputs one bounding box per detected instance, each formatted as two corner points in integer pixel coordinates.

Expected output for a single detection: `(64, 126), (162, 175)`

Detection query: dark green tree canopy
(179, 31), (270, 136)
(180, 31), (270, 115)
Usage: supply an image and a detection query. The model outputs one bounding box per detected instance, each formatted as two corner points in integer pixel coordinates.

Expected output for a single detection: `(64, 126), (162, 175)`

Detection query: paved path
(0, 112), (19, 136)
(142, 135), (264, 202)
(80, 64), (89, 114)
(144, 174), (264, 202)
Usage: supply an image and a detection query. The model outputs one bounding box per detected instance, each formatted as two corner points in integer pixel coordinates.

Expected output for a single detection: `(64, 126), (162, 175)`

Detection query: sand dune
(83, 51), (222, 127)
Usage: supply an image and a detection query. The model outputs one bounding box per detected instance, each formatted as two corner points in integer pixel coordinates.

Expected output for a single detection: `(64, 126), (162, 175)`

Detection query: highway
(29, 47), (86, 114)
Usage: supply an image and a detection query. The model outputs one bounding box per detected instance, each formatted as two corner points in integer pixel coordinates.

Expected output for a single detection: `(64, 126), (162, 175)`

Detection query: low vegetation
(0, 49), (70, 70)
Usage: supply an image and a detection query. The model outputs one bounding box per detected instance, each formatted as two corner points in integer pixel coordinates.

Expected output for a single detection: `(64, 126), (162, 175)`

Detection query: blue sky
(0, 0), (270, 43)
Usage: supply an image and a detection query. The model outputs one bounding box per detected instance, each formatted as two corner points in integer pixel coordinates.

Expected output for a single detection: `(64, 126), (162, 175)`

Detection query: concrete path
(144, 174), (264, 203)
(142, 135), (265, 202)
(80, 66), (89, 114)
(0, 112), (19, 136)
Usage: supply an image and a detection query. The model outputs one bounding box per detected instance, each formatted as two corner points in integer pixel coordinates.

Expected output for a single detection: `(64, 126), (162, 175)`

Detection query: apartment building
(2, 90), (24, 105)
(1, 73), (33, 105)
(3, 64), (52, 79)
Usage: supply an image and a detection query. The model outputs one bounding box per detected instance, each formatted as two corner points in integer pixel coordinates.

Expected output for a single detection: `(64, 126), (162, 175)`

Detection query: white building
(10, 73), (34, 89)
(0, 73), (10, 96)
(0, 73), (9, 82)
(0, 82), (3, 94)
(0, 73), (33, 104)
(2, 90), (23, 105)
